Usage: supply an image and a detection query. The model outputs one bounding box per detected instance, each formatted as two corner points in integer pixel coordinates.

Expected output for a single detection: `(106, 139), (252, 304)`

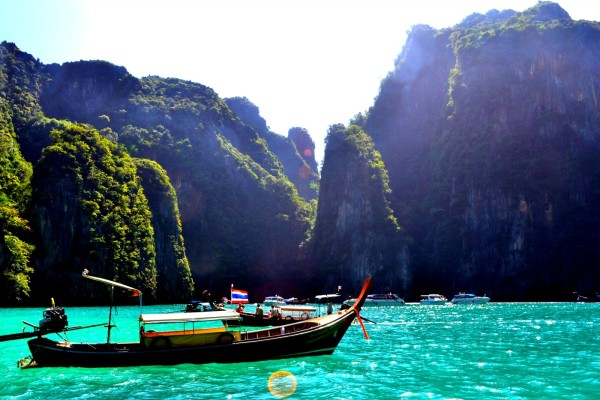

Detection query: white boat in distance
(263, 295), (286, 307)
(420, 294), (448, 305)
(314, 294), (342, 304)
(450, 293), (490, 304)
(343, 293), (405, 307)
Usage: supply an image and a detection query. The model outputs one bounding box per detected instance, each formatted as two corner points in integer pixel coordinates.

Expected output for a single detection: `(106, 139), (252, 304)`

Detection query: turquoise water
(1, 302), (599, 399)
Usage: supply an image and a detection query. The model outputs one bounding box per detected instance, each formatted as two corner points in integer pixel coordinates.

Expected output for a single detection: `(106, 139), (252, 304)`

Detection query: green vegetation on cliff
(225, 97), (319, 201)
(0, 40), (319, 304)
(2, 1), (597, 303)
(29, 124), (158, 303)
(0, 98), (34, 304)
(134, 158), (194, 303)
(364, 1), (600, 300)
(313, 124), (408, 294)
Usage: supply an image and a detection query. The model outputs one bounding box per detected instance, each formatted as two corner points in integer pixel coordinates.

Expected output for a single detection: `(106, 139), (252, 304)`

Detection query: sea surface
(1, 302), (598, 399)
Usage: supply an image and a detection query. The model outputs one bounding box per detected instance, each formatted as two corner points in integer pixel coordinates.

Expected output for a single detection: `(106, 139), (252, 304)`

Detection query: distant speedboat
(284, 297), (310, 305)
(314, 294), (343, 304)
(343, 293), (405, 307)
(184, 300), (213, 312)
(450, 293), (490, 305)
(420, 294), (448, 305)
(263, 295), (286, 307)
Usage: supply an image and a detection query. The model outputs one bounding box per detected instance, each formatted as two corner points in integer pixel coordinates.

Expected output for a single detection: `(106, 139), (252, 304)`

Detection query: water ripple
(1, 303), (599, 399)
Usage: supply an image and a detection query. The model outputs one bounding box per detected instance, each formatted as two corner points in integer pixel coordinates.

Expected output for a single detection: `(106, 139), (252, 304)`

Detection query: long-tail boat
(6, 271), (372, 368)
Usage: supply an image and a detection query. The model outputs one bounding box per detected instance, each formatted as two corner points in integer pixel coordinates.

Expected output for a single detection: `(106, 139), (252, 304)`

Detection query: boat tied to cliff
(4, 270), (373, 368)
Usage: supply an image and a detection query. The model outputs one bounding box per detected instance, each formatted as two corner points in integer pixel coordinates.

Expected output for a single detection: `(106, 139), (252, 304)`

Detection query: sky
(1, 0), (599, 165)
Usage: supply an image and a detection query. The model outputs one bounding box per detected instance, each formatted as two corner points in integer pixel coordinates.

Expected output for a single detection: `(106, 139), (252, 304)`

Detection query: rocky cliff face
(28, 125), (162, 304)
(364, 2), (600, 299)
(0, 42), (316, 304)
(134, 159), (194, 303)
(225, 97), (319, 201)
(314, 124), (409, 295)
(40, 61), (140, 125)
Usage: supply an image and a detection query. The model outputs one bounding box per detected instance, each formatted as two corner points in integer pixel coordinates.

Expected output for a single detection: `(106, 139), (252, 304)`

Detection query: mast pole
(107, 286), (114, 347)
(80, 269), (142, 348)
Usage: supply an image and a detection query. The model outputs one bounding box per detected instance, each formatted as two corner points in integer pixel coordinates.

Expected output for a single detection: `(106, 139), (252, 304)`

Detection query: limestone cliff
(225, 97), (319, 201)
(314, 124), (409, 295)
(0, 41), (315, 303)
(363, 2), (600, 299)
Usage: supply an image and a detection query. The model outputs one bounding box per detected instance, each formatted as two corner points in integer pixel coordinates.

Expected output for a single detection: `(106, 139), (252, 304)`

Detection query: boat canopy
(141, 311), (240, 324)
(278, 306), (316, 312)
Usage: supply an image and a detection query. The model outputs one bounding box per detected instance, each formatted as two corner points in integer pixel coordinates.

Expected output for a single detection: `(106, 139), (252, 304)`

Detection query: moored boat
(10, 271), (373, 368)
(263, 295), (286, 307)
(314, 294), (343, 304)
(184, 300), (213, 312)
(420, 294), (448, 305)
(450, 293), (490, 304)
(343, 293), (405, 307)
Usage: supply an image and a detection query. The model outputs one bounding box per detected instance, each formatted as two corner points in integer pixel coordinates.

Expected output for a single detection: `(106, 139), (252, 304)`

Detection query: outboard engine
(39, 307), (68, 331)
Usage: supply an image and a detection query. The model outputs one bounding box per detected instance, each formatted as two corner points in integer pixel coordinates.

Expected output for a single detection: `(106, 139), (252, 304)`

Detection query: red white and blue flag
(231, 287), (249, 304)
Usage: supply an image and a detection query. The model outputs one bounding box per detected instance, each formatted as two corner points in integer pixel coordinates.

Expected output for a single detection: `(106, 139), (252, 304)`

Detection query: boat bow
(347, 278), (374, 312)
(347, 278), (373, 340)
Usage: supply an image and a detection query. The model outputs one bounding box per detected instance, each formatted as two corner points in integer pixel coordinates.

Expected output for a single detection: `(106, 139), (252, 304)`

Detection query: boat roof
(278, 306), (316, 312)
(141, 311), (240, 324)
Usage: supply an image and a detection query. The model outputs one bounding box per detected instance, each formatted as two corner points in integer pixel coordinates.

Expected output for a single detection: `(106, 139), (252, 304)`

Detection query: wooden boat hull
(27, 311), (356, 367)
(22, 277), (373, 368)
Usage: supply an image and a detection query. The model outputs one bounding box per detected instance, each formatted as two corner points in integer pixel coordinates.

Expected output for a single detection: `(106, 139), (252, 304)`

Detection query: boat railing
(240, 321), (320, 340)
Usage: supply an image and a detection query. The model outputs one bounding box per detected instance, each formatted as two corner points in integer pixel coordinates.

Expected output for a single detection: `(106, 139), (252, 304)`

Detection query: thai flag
(231, 287), (249, 304)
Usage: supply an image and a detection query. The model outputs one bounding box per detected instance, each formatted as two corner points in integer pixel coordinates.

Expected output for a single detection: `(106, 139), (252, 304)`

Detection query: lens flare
(268, 370), (297, 398)
(298, 165), (311, 179)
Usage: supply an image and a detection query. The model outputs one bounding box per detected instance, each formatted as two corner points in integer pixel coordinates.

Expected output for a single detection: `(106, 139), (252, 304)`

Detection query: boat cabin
(277, 305), (316, 321)
(140, 311), (241, 348)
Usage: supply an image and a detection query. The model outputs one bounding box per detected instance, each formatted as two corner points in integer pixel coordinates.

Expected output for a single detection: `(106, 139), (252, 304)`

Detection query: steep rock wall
(365, 2), (600, 299)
